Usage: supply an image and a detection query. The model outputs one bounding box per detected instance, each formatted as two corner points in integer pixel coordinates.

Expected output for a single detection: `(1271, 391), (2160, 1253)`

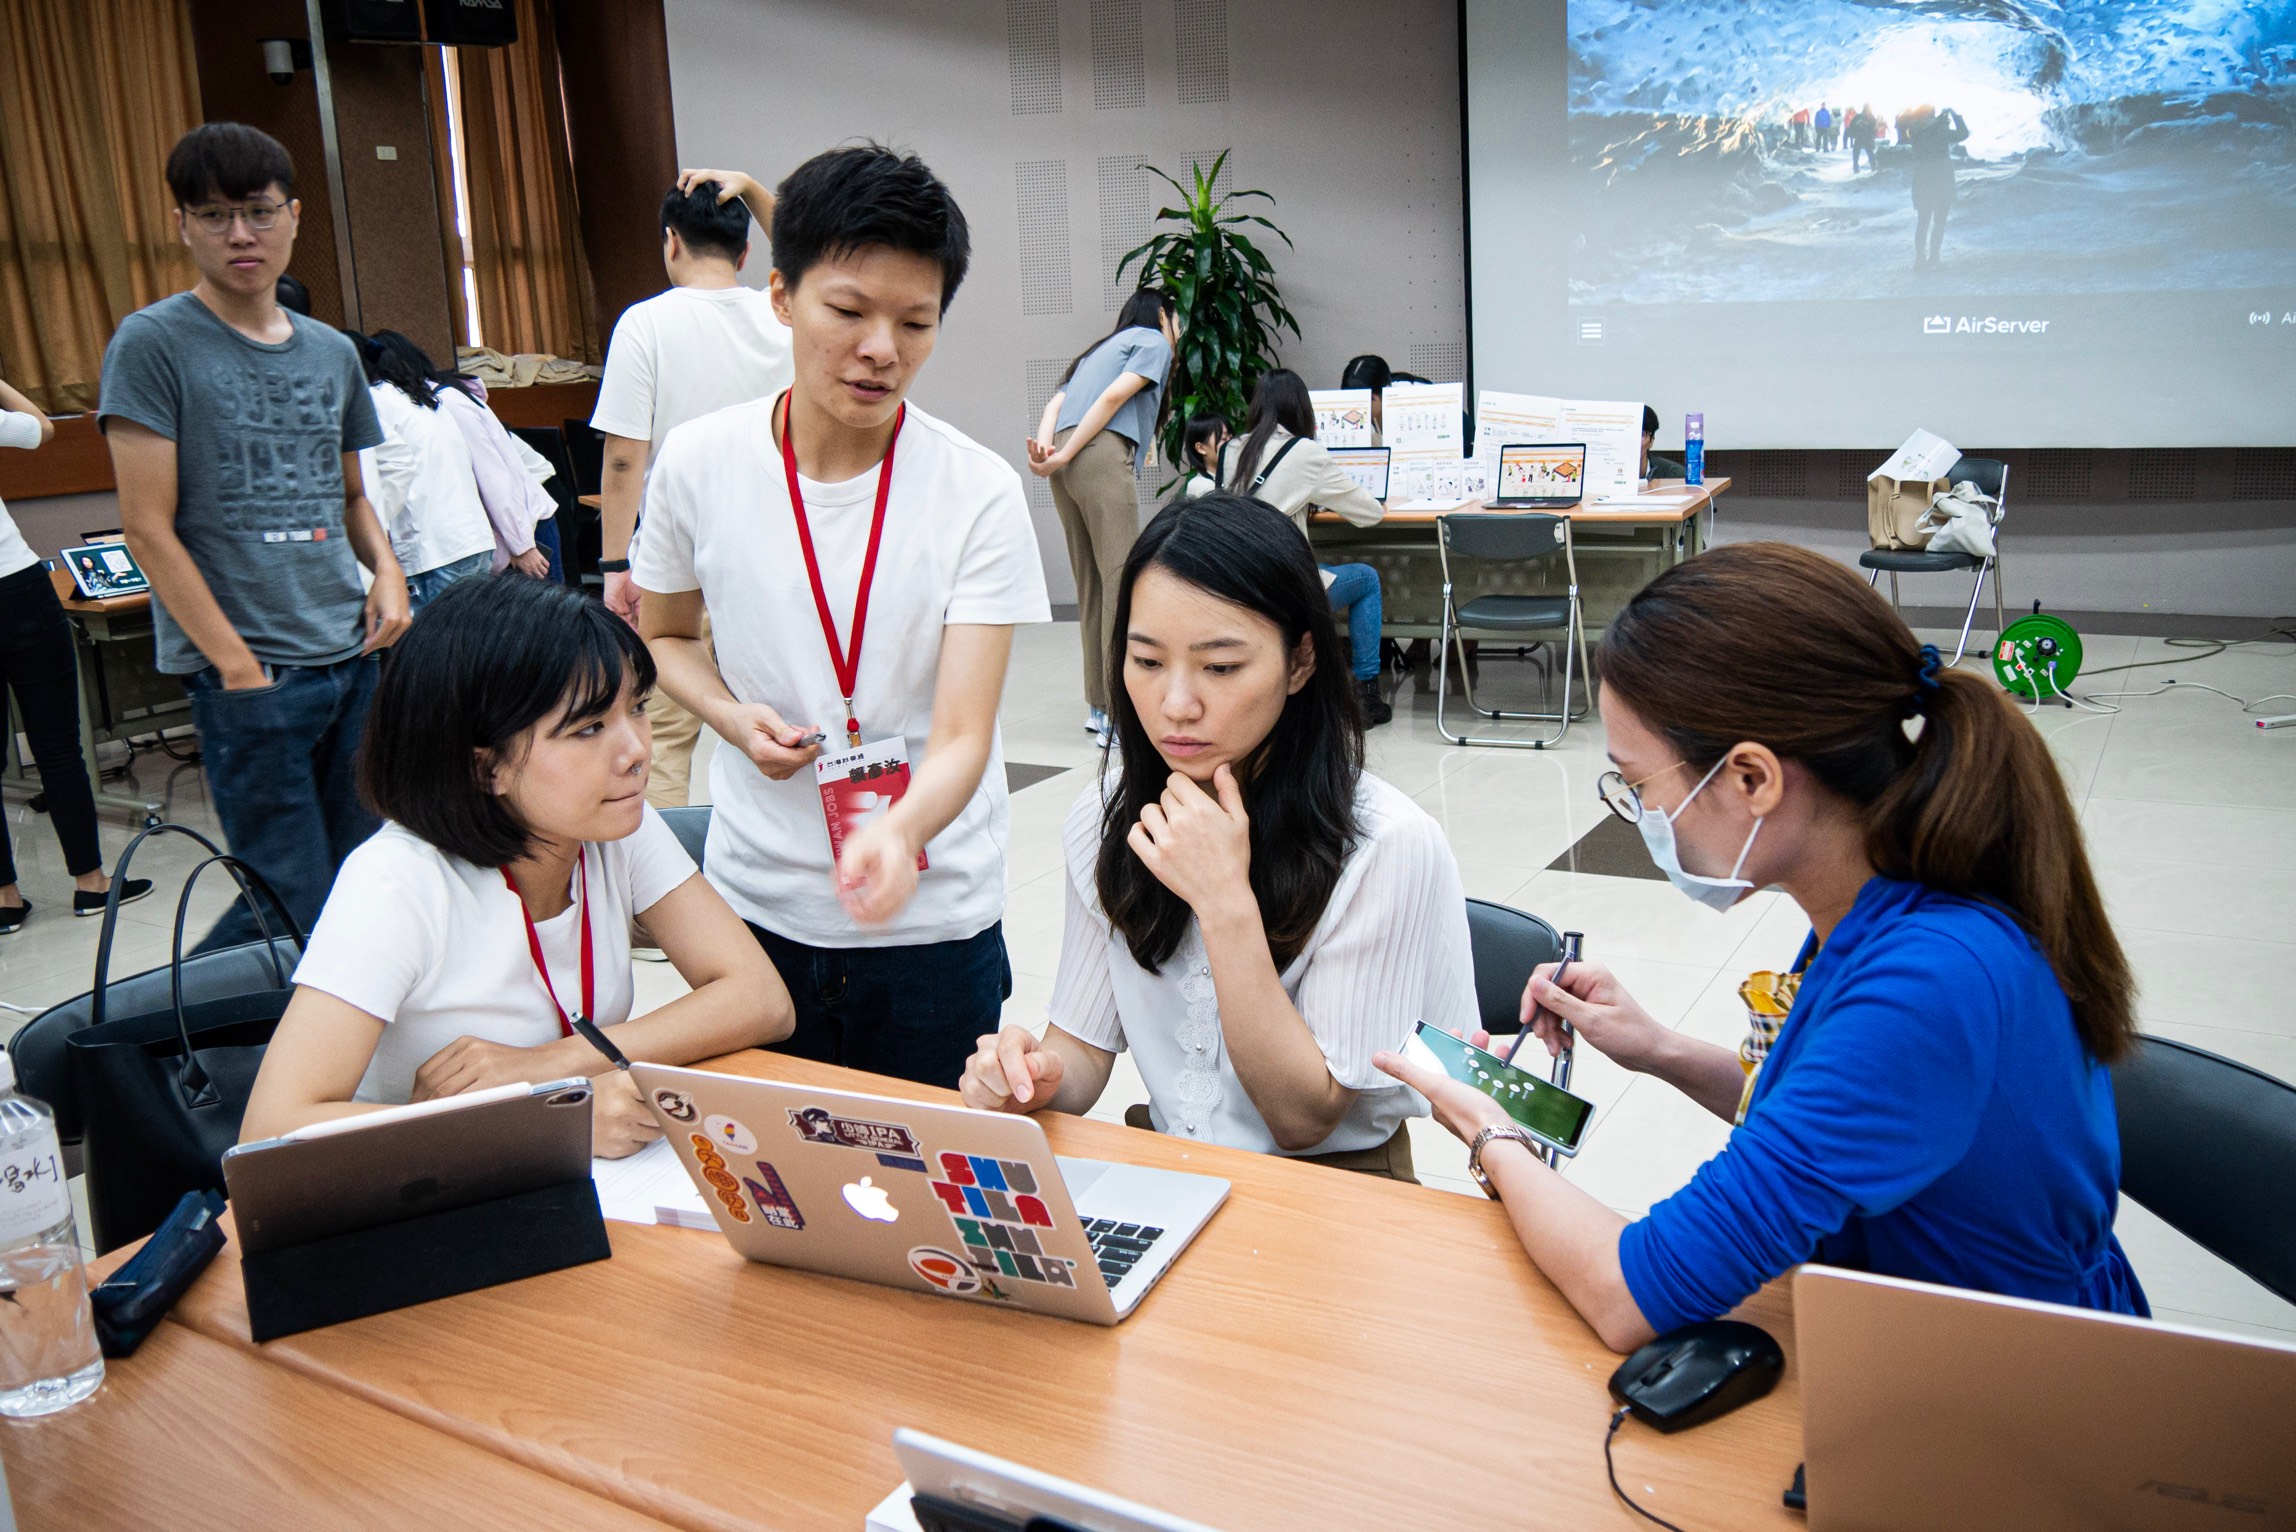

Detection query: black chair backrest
(1464, 899), (1562, 1038)
(510, 425), (579, 509)
(6, 937), (302, 1145)
(2114, 1035), (2296, 1305)
(657, 804), (711, 868)
(560, 417), (606, 496)
(1439, 512), (1570, 563)
(1946, 456), (2008, 503)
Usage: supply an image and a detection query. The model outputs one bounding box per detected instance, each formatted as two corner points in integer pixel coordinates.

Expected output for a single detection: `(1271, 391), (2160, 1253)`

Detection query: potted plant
(1117, 152), (1299, 483)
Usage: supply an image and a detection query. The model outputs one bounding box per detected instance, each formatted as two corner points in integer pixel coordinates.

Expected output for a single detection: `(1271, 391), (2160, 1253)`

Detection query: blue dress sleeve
(1618, 921), (2008, 1333)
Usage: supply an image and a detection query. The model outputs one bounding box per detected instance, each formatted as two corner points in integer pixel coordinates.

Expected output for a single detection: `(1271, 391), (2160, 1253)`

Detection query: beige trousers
(1046, 426), (1140, 713)
(645, 608), (710, 808)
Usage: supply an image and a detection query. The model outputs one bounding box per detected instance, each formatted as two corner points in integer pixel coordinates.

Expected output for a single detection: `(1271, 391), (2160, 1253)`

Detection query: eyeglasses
(1595, 761), (1689, 825)
(186, 201), (285, 235)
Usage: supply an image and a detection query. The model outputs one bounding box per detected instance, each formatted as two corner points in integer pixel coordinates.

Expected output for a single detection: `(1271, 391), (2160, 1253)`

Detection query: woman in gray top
(1029, 289), (1178, 740)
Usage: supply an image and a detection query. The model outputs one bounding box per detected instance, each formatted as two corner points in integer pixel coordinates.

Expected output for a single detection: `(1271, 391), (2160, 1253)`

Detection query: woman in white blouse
(959, 494), (1475, 1179)
(243, 575), (792, 1158)
(1185, 369), (1393, 726)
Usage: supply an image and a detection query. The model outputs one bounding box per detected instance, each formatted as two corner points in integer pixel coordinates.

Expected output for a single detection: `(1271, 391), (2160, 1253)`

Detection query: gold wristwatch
(1467, 1124), (1538, 1199)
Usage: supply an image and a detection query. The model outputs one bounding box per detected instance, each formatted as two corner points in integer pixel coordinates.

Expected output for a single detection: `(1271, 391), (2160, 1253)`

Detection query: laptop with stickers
(630, 1065), (1229, 1325)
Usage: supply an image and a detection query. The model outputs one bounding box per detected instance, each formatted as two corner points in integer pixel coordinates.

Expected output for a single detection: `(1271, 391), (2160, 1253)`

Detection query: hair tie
(1904, 643), (1944, 718)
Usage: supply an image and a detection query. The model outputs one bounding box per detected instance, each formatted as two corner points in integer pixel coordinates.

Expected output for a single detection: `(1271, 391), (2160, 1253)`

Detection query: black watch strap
(597, 558), (631, 573)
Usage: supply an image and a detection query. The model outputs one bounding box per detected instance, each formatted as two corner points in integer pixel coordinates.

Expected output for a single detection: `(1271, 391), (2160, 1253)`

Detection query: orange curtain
(448, 0), (599, 363)
(0, 0), (203, 412)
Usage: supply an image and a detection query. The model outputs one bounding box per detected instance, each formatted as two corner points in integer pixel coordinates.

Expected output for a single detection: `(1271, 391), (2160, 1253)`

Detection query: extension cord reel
(1992, 604), (2084, 702)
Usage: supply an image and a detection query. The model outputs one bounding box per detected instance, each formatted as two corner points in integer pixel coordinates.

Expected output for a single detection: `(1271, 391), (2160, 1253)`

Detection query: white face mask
(1636, 757), (1763, 912)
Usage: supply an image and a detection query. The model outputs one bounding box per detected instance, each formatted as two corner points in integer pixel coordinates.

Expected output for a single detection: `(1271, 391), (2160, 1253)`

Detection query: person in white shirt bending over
(636, 145), (1050, 1091)
(242, 575), (793, 1158)
(591, 171), (793, 807)
(356, 330), (499, 611)
(959, 496), (1475, 1181)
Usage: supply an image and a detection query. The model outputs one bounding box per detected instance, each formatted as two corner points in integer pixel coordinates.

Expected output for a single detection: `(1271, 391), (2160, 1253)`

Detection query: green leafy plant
(1117, 152), (1299, 481)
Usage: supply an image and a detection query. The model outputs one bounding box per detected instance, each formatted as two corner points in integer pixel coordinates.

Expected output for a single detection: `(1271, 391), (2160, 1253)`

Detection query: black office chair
(658, 804), (711, 868)
(2114, 1035), (2296, 1305)
(1435, 513), (1593, 749)
(1859, 456), (2009, 665)
(1465, 899), (1562, 1038)
(5, 937), (301, 1175)
(512, 425), (600, 588)
(559, 418), (606, 497)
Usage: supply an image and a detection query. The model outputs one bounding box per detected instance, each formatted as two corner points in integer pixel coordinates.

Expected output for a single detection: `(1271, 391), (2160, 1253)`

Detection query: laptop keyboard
(1083, 1218), (1166, 1288)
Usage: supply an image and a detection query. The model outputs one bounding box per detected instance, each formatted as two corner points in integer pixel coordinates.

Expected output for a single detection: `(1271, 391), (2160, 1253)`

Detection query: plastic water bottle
(0, 1053), (102, 1417)
(1684, 412), (1706, 487)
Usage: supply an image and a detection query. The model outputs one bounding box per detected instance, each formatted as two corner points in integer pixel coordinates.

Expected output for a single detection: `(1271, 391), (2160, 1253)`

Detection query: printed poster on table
(1471, 391), (1568, 467)
(1558, 399), (1645, 503)
(1309, 389), (1375, 448)
(1381, 382), (1465, 454)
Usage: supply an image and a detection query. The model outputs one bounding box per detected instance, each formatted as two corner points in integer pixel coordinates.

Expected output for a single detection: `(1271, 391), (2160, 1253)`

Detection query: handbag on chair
(66, 825), (306, 1252)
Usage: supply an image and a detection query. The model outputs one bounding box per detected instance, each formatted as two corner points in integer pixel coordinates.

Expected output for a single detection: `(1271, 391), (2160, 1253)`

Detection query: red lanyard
(777, 390), (902, 747)
(502, 848), (592, 1040)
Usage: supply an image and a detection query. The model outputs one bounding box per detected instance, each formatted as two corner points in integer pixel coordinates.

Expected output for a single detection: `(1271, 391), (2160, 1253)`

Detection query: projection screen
(1465, 0), (2296, 448)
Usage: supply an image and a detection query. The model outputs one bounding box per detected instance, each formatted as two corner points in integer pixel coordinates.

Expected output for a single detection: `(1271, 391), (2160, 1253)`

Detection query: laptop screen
(1325, 446), (1391, 502)
(1495, 444), (1587, 505)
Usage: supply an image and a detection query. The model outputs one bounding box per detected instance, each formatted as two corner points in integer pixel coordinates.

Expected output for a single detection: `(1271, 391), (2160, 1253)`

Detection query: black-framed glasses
(186, 201), (284, 235)
(1596, 770), (1644, 824)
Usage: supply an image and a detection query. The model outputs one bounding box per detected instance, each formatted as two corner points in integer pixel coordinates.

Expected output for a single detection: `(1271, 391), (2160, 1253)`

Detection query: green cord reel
(1992, 605), (2085, 701)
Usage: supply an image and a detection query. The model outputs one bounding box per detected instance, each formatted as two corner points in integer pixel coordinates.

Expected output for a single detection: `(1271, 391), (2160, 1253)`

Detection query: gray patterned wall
(663, 0), (1466, 603)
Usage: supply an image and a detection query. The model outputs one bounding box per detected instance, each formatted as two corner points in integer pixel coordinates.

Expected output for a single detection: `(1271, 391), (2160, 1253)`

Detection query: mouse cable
(1605, 1406), (1691, 1532)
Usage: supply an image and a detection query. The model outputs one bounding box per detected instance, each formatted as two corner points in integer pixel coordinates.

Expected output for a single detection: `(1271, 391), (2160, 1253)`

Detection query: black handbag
(66, 825), (306, 1252)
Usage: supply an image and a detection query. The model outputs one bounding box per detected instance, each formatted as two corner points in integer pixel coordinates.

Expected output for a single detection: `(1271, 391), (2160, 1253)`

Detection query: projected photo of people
(1566, 0), (2296, 303)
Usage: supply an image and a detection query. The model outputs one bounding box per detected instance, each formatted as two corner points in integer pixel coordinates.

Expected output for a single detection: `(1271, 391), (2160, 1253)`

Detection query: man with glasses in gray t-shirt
(101, 123), (410, 950)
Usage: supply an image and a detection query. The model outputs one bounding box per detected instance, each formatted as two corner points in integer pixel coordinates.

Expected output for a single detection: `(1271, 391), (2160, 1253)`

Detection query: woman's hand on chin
(1127, 763), (1254, 918)
(410, 1035), (563, 1101)
(1373, 1042), (1513, 1145)
(592, 1070), (663, 1158)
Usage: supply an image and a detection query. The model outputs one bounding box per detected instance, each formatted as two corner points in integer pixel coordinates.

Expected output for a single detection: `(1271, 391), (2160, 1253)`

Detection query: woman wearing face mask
(1380, 542), (2146, 1350)
(958, 494), (1476, 1179)
(242, 576), (794, 1158)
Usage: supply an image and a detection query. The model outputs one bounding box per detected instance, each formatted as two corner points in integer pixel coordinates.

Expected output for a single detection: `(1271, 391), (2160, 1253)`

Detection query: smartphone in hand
(1403, 1021), (1595, 1157)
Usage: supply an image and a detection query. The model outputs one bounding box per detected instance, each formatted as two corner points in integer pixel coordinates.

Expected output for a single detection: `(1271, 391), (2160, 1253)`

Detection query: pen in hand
(571, 1015), (630, 1071)
(1505, 930), (1584, 1068)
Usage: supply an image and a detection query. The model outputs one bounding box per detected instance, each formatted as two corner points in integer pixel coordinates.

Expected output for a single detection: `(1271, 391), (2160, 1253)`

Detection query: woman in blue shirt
(1380, 541), (2146, 1352)
(1029, 288), (1179, 741)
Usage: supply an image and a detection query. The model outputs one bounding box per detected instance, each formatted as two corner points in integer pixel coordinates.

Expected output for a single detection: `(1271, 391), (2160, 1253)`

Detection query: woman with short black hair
(958, 495), (1475, 1179)
(242, 576), (792, 1157)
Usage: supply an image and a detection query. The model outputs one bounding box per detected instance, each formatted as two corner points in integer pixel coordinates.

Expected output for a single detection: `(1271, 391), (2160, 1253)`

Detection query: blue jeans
(184, 654), (381, 952)
(535, 516), (565, 582)
(406, 550), (494, 611)
(1322, 563), (1383, 680)
(747, 921), (1012, 1090)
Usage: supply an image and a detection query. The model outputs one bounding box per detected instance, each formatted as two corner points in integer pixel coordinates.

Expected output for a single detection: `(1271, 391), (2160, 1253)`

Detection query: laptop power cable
(1605, 1405), (1691, 1532)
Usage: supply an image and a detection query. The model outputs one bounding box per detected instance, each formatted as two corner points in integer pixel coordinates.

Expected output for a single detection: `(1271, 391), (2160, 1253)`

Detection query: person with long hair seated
(242, 575), (794, 1158)
(958, 495), (1476, 1180)
(1379, 543), (2147, 1350)
(1189, 369), (1393, 726)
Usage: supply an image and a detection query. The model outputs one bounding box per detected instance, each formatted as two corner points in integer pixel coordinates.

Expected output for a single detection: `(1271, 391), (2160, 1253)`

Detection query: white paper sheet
(1869, 428), (1960, 483)
(1382, 381), (1466, 453)
(1390, 444), (1475, 503)
(1558, 399), (1645, 503)
(591, 1136), (710, 1226)
(1472, 390), (1568, 466)
(1309, 389), (1375, 448)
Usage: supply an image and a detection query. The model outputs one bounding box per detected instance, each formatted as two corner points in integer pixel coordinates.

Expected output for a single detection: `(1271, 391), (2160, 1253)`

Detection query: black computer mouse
(1607, 1320), (1785, 1433)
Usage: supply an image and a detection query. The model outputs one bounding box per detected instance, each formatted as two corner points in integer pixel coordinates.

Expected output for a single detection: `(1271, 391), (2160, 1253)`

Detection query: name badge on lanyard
(778, 392), (925, 877)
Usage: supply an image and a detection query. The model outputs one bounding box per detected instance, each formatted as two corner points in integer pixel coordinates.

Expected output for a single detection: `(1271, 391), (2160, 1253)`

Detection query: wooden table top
(1314, 476), (1731, 527)
(166, 1051), (1802, 1532)
(580, 492), (602, 510)
(47, 564), (150, 617)
(0, 1321), (674, 1531)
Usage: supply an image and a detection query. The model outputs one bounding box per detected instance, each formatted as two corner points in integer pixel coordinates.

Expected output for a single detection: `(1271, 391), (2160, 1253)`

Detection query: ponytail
(1597, 542), (2137, 1061)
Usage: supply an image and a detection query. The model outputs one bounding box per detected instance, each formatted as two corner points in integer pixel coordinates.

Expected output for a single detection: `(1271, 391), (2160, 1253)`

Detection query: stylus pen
(571, 1015), (631, 1071)
(1505, 930), (1584, 1070)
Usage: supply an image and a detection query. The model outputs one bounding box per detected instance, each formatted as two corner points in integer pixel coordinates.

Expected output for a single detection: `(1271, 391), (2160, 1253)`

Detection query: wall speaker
(424, 0), (519, 47)
(334, 0), (422, 44)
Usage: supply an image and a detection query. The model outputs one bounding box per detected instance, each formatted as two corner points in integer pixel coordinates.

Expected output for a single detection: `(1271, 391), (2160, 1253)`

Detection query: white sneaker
(1085, 707), (1108, 735)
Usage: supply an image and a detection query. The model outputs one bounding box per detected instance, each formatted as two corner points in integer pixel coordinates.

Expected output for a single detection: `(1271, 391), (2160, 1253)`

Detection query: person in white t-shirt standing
(636, 145), (1051, 1089)
(590, 174), (793, 807)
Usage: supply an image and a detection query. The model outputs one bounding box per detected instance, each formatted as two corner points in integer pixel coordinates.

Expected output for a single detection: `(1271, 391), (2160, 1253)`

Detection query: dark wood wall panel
(187, 0), (345, 325)
(319, 30), (459, 360)
(554, 0), (680, 346)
